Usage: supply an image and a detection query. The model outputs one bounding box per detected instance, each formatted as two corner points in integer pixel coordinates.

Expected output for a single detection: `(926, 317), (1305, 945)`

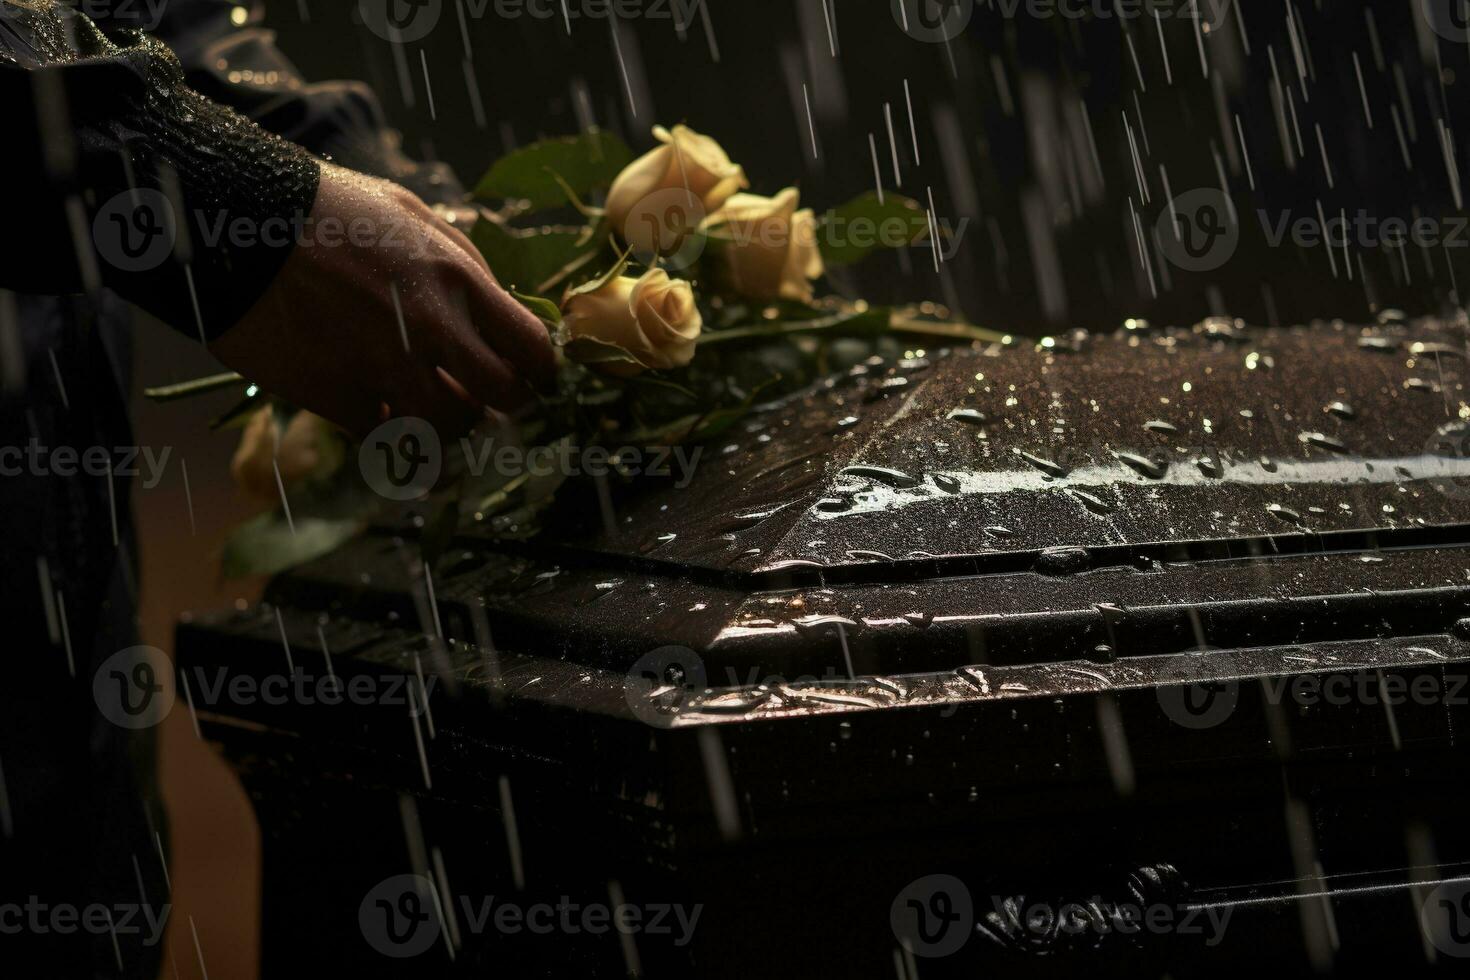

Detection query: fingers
(440, 219), (498, 283)
(386, 366), (484, 441)
(466, 276), (559, 392)
(421, 281), (539, 413)
(430, 216), (559, 393)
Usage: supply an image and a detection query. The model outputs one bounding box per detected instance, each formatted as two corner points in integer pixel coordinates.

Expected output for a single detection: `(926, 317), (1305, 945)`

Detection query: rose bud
(702, 187), (824, 303)
(561, 268), (702, 375)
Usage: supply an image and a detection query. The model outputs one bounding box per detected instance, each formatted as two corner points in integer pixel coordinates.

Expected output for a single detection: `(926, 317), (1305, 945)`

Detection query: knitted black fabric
(0, 0), (321, 339)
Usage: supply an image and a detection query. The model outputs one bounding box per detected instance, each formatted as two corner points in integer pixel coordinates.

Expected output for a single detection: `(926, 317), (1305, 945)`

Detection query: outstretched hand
(210, 162), (556, 439)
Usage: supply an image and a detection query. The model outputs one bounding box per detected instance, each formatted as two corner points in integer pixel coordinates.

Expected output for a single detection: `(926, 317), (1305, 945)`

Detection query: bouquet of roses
(150, 123), (1001, 577)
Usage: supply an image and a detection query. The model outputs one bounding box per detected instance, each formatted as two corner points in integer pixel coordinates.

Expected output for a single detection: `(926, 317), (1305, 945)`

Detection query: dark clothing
(0, 0), (462, 338)
(0, 2), (462, 975)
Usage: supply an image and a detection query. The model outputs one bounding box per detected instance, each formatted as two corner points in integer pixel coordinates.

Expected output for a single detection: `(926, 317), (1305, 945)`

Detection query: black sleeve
(0, 0), (321, 341)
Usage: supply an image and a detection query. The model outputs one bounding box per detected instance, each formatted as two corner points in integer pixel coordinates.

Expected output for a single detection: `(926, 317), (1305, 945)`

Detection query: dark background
(266, 0), (1470, 335)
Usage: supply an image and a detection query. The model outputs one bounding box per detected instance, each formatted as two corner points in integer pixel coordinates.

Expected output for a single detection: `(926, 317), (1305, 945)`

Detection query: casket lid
(549, 317), (1470, 579)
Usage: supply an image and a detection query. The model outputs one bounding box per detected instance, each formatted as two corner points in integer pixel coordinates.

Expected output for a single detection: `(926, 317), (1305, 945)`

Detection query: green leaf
(545, 169), (603, 219)
(470, 218), (593, 295)
(511, 290), (563, 326)
(564, 243), (633, 300)
(535, 237), (607, 294)
(819, 193), (931, 266)
(472, 130), (633, 212)
(220, 513), (364, 579)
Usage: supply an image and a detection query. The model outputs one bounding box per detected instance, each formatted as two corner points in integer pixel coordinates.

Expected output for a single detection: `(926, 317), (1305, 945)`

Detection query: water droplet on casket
(932, 474), (962, 494)
(794, 614), (858, 633)
(1300, 431), (1349, 453)
(1268, 503), (1304, 524)
(1014, 448), (1070, 478)
(1034, 546), (1090, 575)
(1114, 451), (1169, 479)
(948, 408), (989, 426)
(1410, 341), (1465, 359)
(1069, 489), (1114, 515)
(840, 465), (921, 489)
(1195, 454), (1223, 478)
(718, 501), (794, 531)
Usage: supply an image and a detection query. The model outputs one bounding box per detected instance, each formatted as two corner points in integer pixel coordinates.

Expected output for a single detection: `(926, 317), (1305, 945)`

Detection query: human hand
(209, 163), (556, 438)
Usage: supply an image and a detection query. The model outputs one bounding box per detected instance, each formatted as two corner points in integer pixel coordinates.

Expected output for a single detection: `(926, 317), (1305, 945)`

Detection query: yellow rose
(561, 268), (702, 374)
(702, 187), (824, 303)
(231, 407), (336, 501)
(605, 125), (748, 239)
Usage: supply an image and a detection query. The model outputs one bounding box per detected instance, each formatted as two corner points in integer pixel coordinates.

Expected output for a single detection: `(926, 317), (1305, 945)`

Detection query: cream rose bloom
(702, 187), (824, 303)
(231, 407), (335, 501)
(561, 268), (702, 374)
(604, 125), (748, 236)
